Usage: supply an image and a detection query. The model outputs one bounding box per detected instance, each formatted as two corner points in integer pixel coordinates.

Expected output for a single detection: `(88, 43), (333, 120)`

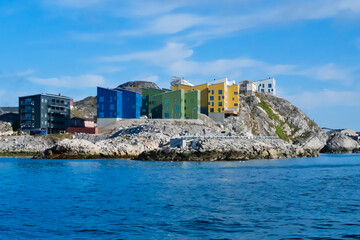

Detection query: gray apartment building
(19, 94), (71, 134)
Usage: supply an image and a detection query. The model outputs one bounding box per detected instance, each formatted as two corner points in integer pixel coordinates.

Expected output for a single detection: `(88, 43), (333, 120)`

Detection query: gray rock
(322, 132), (360, 153)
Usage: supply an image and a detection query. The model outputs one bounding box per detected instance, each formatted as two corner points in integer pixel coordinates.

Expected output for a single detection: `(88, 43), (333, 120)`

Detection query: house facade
(97, 87), (142, 127)
(19, 94), (71, 134)
(171, 77), (240, 122)
(255, 78), (276, 95)
(67, 117), (98, 134)
(142, 88), (200, 119)
(239, 80), (257, 95)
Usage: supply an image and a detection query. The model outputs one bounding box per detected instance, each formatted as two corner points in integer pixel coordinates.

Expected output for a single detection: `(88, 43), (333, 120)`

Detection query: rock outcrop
(138, 138), (318, 161)
(321, 132), (360, 153)
(0, 121), (12, 136)
(224, 93), (328, 150)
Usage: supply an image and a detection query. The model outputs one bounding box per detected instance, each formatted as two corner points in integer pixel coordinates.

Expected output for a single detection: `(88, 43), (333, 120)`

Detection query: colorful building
(255, 78), (276, 95)
(67, 117), (98, 134)
(239, 80), (257, 95)
(141, 88), (200, 119)
(171, 77), (240, 122)
(19, 93), (71, 134)
(97, 87), (142, 127)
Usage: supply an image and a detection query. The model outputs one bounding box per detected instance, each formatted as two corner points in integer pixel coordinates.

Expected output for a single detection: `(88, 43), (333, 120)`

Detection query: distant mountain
(116, 81), (160, 94)
(72, 96), (97, 119)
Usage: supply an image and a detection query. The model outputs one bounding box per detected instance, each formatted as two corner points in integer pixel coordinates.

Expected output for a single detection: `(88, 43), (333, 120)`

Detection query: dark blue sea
(0, 154), (360, 239)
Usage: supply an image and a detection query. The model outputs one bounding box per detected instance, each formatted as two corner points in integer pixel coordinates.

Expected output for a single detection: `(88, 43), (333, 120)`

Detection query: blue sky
(0, 0), (360, 130)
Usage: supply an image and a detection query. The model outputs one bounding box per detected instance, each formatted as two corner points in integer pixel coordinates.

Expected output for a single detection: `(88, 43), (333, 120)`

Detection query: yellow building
(172, 83), (209, 114)
(171, 77), (240, 117)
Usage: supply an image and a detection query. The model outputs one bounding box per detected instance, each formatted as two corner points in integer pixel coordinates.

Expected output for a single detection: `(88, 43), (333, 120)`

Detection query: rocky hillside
(116, 81), (160, 94)
(224, 93), (328, 150)
(72, 96), (97, 119)
(0, 121), (12, 135)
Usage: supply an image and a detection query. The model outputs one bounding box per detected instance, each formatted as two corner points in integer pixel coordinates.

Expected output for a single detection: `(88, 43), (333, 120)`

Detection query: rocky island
(0, 92), (340, 161)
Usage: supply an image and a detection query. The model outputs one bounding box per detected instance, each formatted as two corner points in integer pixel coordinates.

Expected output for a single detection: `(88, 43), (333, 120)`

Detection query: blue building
(97, 87), (142, 127)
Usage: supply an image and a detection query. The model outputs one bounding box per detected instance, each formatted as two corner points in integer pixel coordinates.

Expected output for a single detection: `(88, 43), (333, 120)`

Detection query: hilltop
(116, 81), (160, 94)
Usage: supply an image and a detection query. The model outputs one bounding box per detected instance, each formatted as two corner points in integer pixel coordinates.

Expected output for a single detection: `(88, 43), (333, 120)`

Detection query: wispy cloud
(99, 42), (355, 83)
(286, 89), (360, 109)
(28, 74), (105, 88)
(67, 0), (360, 44)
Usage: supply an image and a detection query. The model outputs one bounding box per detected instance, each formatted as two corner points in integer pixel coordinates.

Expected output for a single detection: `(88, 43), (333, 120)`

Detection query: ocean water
(0, 155), (360, 239)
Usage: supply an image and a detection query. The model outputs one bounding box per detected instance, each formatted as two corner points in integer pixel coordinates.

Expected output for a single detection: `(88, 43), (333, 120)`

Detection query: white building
(239, 80), (257, 95)
(171, 76), (194, 87)
(255, 78), (276, 95)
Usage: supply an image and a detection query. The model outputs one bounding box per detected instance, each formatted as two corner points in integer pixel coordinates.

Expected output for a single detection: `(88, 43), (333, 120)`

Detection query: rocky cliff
(224, 93), (328, 150)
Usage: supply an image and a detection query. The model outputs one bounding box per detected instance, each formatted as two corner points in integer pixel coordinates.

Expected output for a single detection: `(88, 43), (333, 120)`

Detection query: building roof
(19, 93), (72, 100)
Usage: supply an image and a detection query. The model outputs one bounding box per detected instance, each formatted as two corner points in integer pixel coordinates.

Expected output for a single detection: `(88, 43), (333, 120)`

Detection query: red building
(67, 117), (98, 134)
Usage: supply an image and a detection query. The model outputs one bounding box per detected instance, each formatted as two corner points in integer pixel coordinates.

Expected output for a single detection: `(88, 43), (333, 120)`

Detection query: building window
(234, 92), (238, 95)
(99, 112), (104, 118)
(110, 104), (115, 110)
(99, 97), (104, 102)
(218, 96), (221, 101)
(208, 102), (210, 105)
(234, 103), (238, 106)
(232, 98), (234, 100)
(110, 96), (113, 102)
(222, 96), (224, 99)
(218, 108), (221, 112)
(261, 89), (265, 93)
(164, 98), (169, 104)
(174, 113), (177, 119)
(208, 90), (210, 93)
(212, 90), (214, 94)
(219, 102), (223, 107)
(268, 84), (272, 88)
(175, 99), (177, 104)
(210, 108), (214, 112)
(212, 102), (214, 106)
(164, 113), (169, 119)
(218, 90), (223, 95)
(167, 106), (169, 111)
(210, 96), (214, 101)
(193, 107), (198, 110)
(175, 106), (179, 111)
(101, 104), (104, 110)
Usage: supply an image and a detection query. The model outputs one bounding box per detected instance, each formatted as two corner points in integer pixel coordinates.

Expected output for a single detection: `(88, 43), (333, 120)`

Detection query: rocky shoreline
(2, 93), (357, 161)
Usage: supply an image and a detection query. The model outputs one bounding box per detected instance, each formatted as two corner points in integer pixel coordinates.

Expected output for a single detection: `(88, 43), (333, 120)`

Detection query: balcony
(20, 101), (35, 106)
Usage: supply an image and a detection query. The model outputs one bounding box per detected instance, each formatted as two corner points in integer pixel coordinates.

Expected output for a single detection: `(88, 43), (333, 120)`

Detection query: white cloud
(28, 74), (105, 88)
(293, 63), (355, 83)
(0, 69), (34, 79)
(286, 89), (360, 109)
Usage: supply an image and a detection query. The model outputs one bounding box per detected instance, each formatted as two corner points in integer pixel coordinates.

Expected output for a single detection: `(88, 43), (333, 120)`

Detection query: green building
(141, 88), (200, 119)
